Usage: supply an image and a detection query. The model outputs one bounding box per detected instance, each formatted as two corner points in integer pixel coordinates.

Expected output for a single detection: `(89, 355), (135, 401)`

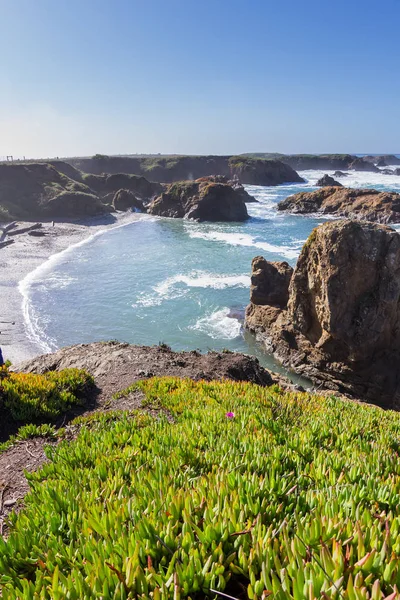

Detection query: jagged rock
(250, 256), (293, 307)
(376, 159), (387, 167)
(277, 186), (400, 223)
(349, 158), (379, 172)
(316, 174), (343, 187)
(148, 179), (249, 222)
(245, 220), (400, 408)
(333, 171), (349, 177)
(112, 189), (144, 212)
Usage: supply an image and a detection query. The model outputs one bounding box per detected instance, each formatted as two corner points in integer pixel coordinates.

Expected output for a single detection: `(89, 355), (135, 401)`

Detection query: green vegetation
(0, 365), (93, 421)
(2, 377), (400, 598)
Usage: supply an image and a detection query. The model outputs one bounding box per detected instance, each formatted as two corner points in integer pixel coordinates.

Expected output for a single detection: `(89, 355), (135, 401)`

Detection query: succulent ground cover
(1, 377), (400, 599)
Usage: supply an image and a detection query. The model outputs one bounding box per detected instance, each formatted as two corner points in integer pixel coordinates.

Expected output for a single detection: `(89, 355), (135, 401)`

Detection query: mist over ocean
(20, 167), (400, 374)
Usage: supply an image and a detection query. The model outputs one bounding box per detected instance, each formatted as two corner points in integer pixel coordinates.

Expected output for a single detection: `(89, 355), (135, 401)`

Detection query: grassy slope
(1, 378), (400, 599)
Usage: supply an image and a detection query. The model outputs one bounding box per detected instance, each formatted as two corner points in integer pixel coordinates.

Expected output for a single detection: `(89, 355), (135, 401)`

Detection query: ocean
(19, 167), (400, 375)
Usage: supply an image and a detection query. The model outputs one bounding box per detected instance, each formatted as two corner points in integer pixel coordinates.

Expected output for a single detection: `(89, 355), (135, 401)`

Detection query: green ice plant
(1, 378), (400, 598)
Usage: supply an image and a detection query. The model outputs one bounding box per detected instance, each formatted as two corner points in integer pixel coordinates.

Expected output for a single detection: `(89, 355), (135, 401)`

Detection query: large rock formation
(228, 157), (304, 185)
(0, 163), (109, 222)
(68, 154), (304, 187)
(316, 174), (343, 187)
(349, 158), (379, 172)
(245, 220), (400, 408)
(148, 179), (249, 221)
(278, 186), (400, 223)
(83, 173), (162, 203)
(363, 155), (400, 166)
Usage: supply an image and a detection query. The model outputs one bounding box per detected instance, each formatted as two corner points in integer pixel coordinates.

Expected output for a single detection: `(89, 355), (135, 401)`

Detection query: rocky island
(148, 177), (249, 221)
(277, 186), (400, 223)
(245, 220), (400, 408)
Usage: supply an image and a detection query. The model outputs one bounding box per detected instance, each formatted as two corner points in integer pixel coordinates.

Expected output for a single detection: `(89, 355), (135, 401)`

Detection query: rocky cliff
(245, 220), (400, 407)
(277, 187), (400, 223)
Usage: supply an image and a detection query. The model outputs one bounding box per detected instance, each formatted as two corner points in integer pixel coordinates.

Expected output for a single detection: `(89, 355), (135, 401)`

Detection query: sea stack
(245, 220), (400, 408)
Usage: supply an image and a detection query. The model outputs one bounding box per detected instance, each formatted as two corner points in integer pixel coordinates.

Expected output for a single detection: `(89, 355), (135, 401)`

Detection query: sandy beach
(0, 212), (145, 365)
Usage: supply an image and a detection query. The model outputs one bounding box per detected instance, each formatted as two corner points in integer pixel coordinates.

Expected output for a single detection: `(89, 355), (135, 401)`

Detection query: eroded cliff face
(245, 220), (400, 407)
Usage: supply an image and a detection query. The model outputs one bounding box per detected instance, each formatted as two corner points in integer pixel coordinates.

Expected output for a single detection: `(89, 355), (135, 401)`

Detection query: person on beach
(0, 346), (4, 366)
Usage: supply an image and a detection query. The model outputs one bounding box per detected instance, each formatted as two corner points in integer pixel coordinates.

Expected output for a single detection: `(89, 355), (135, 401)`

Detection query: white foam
(188, 230), (301, 260)
(19, 214), (152, 354)
(298, 169), (400, 192)
(191, 307), (242, 340)
(154, 272), (250, 295)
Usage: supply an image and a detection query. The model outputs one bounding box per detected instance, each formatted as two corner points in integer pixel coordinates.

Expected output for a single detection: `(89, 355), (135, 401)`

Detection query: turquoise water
(21, 168), (400, 374)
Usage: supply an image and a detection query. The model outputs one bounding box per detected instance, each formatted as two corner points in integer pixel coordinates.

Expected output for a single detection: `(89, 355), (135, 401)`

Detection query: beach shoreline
(0, 211), (146, 365)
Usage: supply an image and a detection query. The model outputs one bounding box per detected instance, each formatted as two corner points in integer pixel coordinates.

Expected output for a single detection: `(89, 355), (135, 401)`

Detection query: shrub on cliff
(0, 366), (93, 421)
(2, 377), (400, 597)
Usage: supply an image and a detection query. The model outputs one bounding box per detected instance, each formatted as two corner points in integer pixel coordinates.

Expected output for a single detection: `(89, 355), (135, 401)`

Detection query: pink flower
(225, 412), (235, 418)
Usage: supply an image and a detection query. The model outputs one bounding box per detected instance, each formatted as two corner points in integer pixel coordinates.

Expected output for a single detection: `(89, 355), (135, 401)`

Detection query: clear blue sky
(1, 0), (399, 158)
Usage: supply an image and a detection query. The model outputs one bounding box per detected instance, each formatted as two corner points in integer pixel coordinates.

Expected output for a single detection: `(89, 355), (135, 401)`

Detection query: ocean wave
(188, 231), (301, 259)
(154, 272), (250, 295)
(190, 307), (242, 340)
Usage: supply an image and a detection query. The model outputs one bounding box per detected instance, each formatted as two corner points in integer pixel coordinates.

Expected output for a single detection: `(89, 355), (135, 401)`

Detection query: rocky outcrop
(316, 174), (343, 187)
(148, 179), (249, 222)
(277, 186), (400, 223)
(112, 189), (145, 212)
(363, 155), (400, 166)
(0, 163), (109, 222)
(394, 168), (400, 176)
(381, 169), (395, 175)
(245, 220), (400, 408)
(250, 257), (293, 306)
(376, 159), (387, 167)
(84, 173), (162, 203)
(349, 158), (379, 172)
(15, 342), (275, 389)
(196, 175), (257, 202)
(68, 155), (304, 187)
(333, 170), (349, 177)
(228, 157), (304, 185)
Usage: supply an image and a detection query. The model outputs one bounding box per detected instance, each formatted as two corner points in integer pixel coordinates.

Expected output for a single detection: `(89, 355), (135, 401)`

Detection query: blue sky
(1, 0), (399, 158)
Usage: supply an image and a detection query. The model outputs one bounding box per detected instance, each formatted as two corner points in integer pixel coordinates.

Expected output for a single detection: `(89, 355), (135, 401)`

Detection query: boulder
(316, 174), (343, 187)
(245, 221), (400, 408)
(349, 158), (379, 172)
(333, 170), (349, 177)
(112, 189), (144, 212)
(277, 186), (400, 223)
(395, 168), (400, 176)
(148, 179), (249, 222)
(381, 169), (395, 175)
